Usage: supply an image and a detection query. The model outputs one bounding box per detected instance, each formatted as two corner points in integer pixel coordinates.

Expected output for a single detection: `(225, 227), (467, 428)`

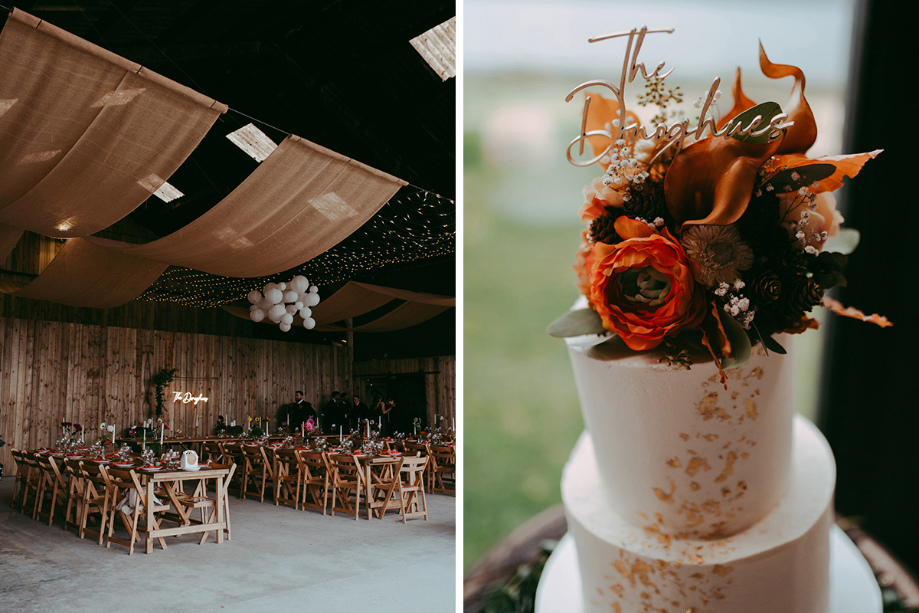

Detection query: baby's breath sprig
(637, 77), (684, 126)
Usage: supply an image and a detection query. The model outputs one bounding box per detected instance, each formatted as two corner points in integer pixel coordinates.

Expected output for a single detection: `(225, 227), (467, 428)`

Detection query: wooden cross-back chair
(366, 456), (404, 520)
(19, 452), (42, 518)
(10, 450), (39, 514)
(34, 455), (69, 525)
(403, 442), (431, 491)
(62, 458), (86, 534)
(327, 453), (365, 520)
(428, 445), (456, 495)
(203, 441), (224, 464)
(395, 455), (429, 523)
(298, 450), (330, 515)
(273, 448), (302, 509)
(77, 463), (111, 545)
(106, 466), (170, 555)
(240, 444), (275, 502)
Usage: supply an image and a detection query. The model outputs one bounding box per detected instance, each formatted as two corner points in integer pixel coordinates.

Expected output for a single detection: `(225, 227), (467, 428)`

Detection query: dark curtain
(819, 0), (919, 574)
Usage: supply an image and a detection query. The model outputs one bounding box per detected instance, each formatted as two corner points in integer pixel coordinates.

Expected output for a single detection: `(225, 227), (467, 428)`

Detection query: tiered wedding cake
(545, 27), (886, 613)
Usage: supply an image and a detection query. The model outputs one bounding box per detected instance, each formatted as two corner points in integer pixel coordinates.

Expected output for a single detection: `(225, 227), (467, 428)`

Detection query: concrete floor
(0, 475), (456, 612)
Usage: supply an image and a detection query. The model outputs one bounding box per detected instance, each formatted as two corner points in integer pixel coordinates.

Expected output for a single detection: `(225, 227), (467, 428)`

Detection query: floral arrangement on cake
(550, 33), (890, 378)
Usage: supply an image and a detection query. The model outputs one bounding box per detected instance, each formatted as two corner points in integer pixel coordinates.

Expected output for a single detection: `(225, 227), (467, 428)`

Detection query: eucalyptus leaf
(727, 101), (784, 144)
(547, 308), (606, 338)
(761, 335), (787, 355)
(763, 163), (835, 194)
(717, 309), (752, 369)
(822, 228), (860, 255)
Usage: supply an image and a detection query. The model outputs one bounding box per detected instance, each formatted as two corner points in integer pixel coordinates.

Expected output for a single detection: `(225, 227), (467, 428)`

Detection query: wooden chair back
(106, 466), (164, 555)
(220, 442), (244, 494)
(77, 463), (111, 545)
(273, 448), (302, 508)
(396, 455), (429, 522)
(34, 454), (68, 524)
(10, 450), (38, 513)
(199, 462), (237, 541)
(298, 450), (330, 515)
(326, 453), (364, 520)
(428, 444), (456, 495)
(62, 458), (85, 533)
(240, 444), (271, 502)
(203, 441), (224, 463)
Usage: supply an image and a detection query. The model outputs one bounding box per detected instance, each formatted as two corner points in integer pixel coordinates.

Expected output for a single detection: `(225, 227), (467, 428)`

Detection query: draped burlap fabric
(89, 135), (407, 278)
(0, 238), (167, 308)
(349, 302), (451, 332)
(310, 281), (455, 323)
(0, 9), (226, 238)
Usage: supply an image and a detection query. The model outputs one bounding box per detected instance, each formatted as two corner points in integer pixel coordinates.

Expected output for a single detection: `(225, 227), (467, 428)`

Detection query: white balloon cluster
(247, 275), (321, 332)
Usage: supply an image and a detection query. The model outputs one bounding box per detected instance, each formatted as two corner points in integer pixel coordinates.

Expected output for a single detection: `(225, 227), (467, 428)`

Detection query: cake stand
(535, 526), (882, 613)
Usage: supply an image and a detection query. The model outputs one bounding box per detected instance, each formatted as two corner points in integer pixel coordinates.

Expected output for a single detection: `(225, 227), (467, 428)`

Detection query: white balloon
(281, 313), (293, 325)
(249, 304), (258, 311)
(285, 304), (298, 314)
(250, 309), (265, 323)
(265, 288), (283, 304)
(279, 323), (291, 332)
(247, 290), (262, 304)
(284, 290), (298, 303)
(268, 304), (286, 322)
(278, 282), (287, 291)
(291, 275), (308, 293)
(303, 317), (316, 330)
(309, 285), (318, 293)
(306, 293), (320, 306)
(299, 307), (312, 319)
(263, 283), (277, 292)
(257, 297), (271, 311)
(294, 301), (304, 310)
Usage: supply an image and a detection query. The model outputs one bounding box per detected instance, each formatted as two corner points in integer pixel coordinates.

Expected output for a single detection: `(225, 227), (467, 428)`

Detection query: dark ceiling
(7, 0), (456, 304)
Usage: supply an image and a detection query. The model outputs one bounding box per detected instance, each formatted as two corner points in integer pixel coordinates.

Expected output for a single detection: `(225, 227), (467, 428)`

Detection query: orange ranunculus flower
(587, 217), (707, 350)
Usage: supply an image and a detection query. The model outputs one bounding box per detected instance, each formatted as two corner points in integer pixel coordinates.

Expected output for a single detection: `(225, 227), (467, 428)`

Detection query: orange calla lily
(665, 134), (783, 232)
(758, 42), (817, 155)
(716, 67), (757, 132)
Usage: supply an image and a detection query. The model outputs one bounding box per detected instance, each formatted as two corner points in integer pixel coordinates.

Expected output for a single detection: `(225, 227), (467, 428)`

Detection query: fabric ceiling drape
(0, 238), (167, 308)
(348, 302), (451, 332)
(309, 281), (456, 323)
(0, 8), (226, 238)
(89, 135), (407, 278)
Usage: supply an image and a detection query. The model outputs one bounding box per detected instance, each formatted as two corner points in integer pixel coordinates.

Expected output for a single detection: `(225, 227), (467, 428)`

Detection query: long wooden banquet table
(136, 464), (230, 554)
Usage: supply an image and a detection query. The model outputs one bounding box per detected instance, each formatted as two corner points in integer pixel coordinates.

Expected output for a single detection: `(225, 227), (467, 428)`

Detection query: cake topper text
(566, 27), (794, 166)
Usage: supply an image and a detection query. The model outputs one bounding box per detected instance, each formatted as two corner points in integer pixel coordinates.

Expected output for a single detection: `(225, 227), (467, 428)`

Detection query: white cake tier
(562, 415), (835, 613)
(567, 335), (795, 537)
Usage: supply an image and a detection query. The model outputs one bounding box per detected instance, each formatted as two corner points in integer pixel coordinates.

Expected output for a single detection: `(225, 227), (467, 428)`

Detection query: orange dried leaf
(822, 297), (893, 328)
(770, 150), (882, 193)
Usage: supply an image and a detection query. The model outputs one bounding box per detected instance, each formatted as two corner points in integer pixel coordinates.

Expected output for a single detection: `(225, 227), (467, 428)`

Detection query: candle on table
(339, 425), (342, 439)
(143, 431), (146, 450)
(452, 418), (455, 431)
(160, 424), (164, 446)
(378, 417), (381, 429)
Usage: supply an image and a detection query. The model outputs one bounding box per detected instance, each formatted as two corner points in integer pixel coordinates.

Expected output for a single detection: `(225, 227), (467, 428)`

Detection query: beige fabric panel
(89, 135), (406, 277)
(0, 9), (225, 238)
(310, 281), (456, 324)
(3, 238), (167, 308)
(350, 302), (452, 333)
(349, 281), (456, 306)
(0, 223), (24, 262)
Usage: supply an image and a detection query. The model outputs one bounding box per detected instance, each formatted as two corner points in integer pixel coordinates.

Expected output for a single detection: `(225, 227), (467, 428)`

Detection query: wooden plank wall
(0, 316), (353, 471)
(353, 356), (456, 428)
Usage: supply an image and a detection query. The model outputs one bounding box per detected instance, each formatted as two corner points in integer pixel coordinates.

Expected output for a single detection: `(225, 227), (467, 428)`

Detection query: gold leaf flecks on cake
(679, 432), (691, 441)
(697, 392), (731, 421)
(611, 583), (625, 597)
(689, 481), (701, 491)
(667, 457), (683, 468)
(746, 366), (765, 379)
(684, 456), (712, 477)
(653, 479), (677, 504)
(712, 564), (734, 576)
(746, 398), (758, 420)
(714, 451), (738, 483)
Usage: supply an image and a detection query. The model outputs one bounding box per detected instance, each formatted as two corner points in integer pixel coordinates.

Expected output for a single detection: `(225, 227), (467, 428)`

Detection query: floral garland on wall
(152, 368), (177, 416)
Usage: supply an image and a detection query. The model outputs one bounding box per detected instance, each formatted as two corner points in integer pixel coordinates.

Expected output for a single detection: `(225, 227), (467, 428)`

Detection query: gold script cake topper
(565, 26), (795, 167)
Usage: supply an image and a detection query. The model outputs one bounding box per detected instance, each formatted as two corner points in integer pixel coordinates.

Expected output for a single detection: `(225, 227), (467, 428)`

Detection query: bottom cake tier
(559, 415), (836, 613)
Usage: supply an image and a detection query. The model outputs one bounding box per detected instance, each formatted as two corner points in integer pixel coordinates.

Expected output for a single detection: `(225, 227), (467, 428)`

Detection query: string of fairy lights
(138, 186), (455, 308)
